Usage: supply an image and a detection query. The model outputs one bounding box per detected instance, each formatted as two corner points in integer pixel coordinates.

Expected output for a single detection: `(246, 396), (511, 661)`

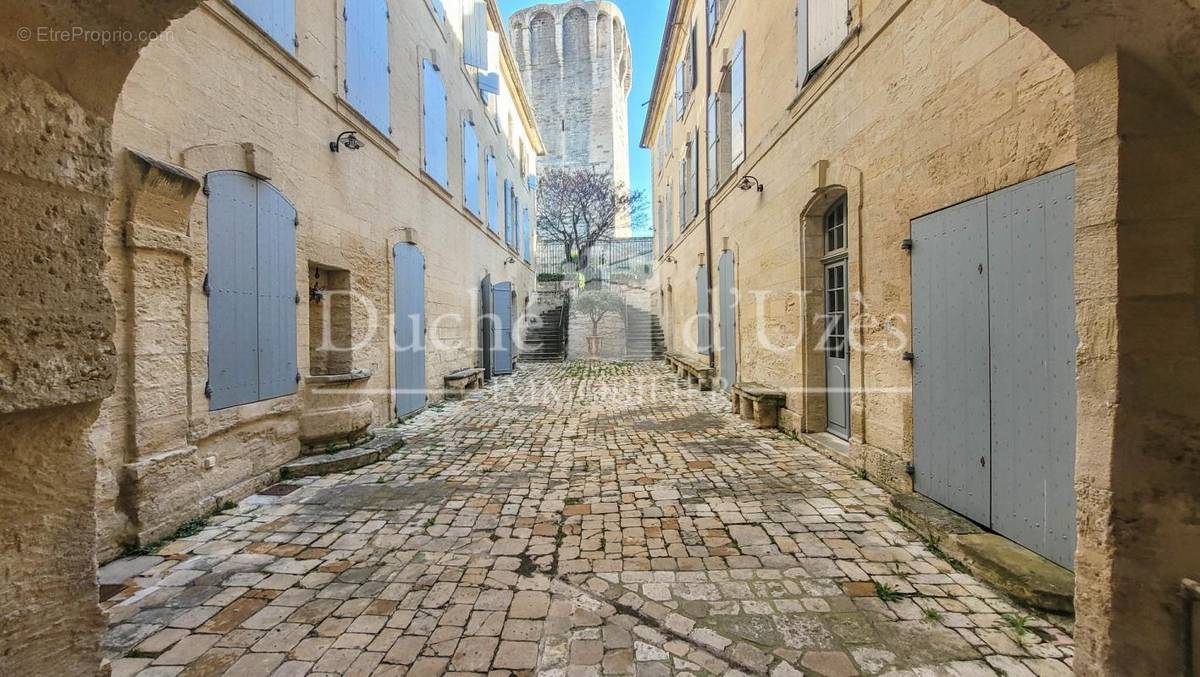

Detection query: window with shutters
(486, 153), (500, 235)
(798, 0), (850, 85)
(428, 0), (447, 23)
(205, 171), (298, 411)
(463, 120), (481, 217)
(709, 71), (734, 194)
(345, 0), (390, 135)
(679, 157), (688, 231)
(666, 184), (675, 247)
(707, 0), (721, 42)
(675, 62), (686, 120)
(504, 179), (515, 247)
(462, 0), (489, 69)
(231, 0), (297, 53)
(686, 23), (698, 93)
(730, 32), (747, 171)
(422, 59), (450, 188)
(688, 129), (700, 219)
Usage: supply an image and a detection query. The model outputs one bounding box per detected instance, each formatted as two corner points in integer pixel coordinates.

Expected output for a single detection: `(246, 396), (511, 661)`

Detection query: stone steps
(281, 447), (385, 479)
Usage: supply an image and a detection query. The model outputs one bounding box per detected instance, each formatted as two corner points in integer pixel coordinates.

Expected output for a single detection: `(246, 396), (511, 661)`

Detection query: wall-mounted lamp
(309, 269), (325, 303)
(330, 131), (364, 153)
(663, 255), (678, 264)
(739, 176), (764, 193)
(504, 256), (517, 265)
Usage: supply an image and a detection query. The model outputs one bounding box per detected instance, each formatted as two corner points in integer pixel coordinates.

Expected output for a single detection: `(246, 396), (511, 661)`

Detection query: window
(666, 184), (675, 247)
(688, 129), (700, 219)
(504, 179), (515, 247)
(345, 0), (390, 134)
(422, 60), (449, 188)
(687, 23), (698, 93)
(521, 208), (532, 262)
(679, 157), (688, 230)
(308, 265), (351, 376)
(730, 32), (747, 170)
(825, 196), (847, 253)
(205, 171), (298, 410)
(463, 120), (481, 216)
(675, 62), (686, 120)
(798, 0), (850, 83)
(486, 153), (500, 234)
(232, 0), (297, 53)
(707, 0), (721, 42)
(429, 0), (447, 23)
(462, 0), (489, 68)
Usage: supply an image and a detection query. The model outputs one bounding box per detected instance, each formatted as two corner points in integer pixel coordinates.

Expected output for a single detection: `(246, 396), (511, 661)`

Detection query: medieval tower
(510, 1), (634, 238)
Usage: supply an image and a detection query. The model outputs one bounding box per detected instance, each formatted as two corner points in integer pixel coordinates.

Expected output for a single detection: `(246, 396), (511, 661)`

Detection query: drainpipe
(703, 16), (716, 371)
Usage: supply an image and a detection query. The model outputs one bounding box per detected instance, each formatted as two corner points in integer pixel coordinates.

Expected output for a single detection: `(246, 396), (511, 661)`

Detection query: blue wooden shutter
(522, 208), (531, 262)
(697, 265), (710, 353)
(345, 0), (391, 134)
(463, 0), (489, 68)
(675, 62), (685, 119)
(422, 61), (449, 187)
(486, 154), (500, 234)
(731, 32), (747, 170)
(707, 0), (719, 42)
(393, 243), (427, 418)
(504, 179), (514, 245)
(233, 0), (297, 53)
(679, 158), (687, 230)
(463, 121), (481, 216)
(707, 95), (720, 195)
(255, 180), (298, 402)
(689, 130), (700, 218)
(207, 172), (261, 410)
(796, 0), (809, 83)
(666, 185), (674, 246)
(430, 0), (446, 22)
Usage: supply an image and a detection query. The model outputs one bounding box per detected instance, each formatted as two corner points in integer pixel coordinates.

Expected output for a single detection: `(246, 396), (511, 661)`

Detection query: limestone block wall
(510, 1), (633, 237)
(91, 0), (541, 560)
(647, 0), (1076, 489)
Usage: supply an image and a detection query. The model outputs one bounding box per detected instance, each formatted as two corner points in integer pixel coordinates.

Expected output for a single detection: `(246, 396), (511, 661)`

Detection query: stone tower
(510, 1), (634, 238)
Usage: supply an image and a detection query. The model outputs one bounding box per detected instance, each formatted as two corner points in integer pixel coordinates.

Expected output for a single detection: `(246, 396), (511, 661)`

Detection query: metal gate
(912, 166), (1077, 568)
(717, 251), (737, 391)
(393, 243), (426, 418)
(491, 282), (514, 375)
(824, 259), (850, 439)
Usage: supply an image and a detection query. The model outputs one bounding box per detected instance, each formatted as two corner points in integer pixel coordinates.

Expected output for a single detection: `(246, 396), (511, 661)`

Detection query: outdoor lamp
(739, 175), (764, 192)
(330, 131), (364, 153)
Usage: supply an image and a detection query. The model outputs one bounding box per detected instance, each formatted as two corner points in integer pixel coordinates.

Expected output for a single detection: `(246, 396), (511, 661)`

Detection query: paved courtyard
(103, 363), (1074, 677)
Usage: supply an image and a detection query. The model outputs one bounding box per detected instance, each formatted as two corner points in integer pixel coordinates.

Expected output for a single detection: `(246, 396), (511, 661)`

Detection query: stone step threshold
(280, 446), (387, 479)
(889, 493), (1075, 614)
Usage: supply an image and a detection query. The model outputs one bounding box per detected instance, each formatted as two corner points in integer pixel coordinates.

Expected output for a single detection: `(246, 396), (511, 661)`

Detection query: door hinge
(202, 176), (211, 196)
(296, 372), (303, 383)
(901, 238), (913, 252)
(905, 463), (915, 476)
(294, 214), (300, 228)
(202, 273), (212, 297)
(344, 79), (349, 94)
(293, 34), (300, 49)
(295, 291), (301, 305)
(204, 381), (213, 399)
(902, 352), (914, 362)
(342, 6), (348, 20)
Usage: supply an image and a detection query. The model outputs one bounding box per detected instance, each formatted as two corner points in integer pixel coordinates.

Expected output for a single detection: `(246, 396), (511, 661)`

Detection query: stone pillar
(118, 150), (203, 545)
(0, 66), (115, 677)
(1071, 50), (1200, 676)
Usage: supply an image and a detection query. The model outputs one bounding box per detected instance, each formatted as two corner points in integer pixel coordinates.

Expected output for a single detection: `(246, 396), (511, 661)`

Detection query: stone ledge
(280, 446), (386, 479)
(890, 493), (1075, 614)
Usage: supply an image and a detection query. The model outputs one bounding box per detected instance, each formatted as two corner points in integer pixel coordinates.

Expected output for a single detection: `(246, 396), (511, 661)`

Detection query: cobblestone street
(104, 363), (1074, 677)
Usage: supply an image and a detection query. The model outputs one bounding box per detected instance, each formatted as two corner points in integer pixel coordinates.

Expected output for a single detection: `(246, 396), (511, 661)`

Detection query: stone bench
(732, 382), (787, 429)
(665, 352), (714, 391)
(444, 368), (485, 400)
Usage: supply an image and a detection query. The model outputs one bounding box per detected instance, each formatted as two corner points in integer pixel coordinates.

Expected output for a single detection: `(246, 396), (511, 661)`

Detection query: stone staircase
(521, 293), (569, 363)
(623, 292), (666, 362)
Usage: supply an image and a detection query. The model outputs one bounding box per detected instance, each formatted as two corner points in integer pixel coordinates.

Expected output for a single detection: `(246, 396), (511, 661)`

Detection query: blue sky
(499, 0), (669, 236)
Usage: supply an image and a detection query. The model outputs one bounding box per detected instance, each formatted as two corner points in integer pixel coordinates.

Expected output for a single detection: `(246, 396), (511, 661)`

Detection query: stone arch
(529, 11), (557, 66)
(562, 7), (591, 63)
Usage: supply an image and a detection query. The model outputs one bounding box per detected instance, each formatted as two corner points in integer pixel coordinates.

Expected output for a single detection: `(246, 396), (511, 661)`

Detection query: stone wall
(650, 0), (1075, 489)
(510, 1), (633, 237)
(91, 0), (540, 561)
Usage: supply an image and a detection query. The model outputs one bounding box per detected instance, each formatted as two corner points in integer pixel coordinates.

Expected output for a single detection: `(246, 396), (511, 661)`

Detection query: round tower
(510, 1), (634, 238)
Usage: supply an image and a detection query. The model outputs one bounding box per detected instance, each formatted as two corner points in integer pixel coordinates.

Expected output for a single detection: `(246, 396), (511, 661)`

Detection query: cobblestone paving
(104, 362), (1074, 677)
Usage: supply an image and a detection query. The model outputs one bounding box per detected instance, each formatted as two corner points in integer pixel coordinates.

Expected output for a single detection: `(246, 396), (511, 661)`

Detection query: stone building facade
(89, 0), (543, 561)
(644, 0), (1200, 673)
(509, 0), (634, 238)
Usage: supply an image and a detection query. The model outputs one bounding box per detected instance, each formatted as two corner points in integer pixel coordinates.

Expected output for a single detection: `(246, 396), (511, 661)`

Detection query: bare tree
(535, 168), (646, 274)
